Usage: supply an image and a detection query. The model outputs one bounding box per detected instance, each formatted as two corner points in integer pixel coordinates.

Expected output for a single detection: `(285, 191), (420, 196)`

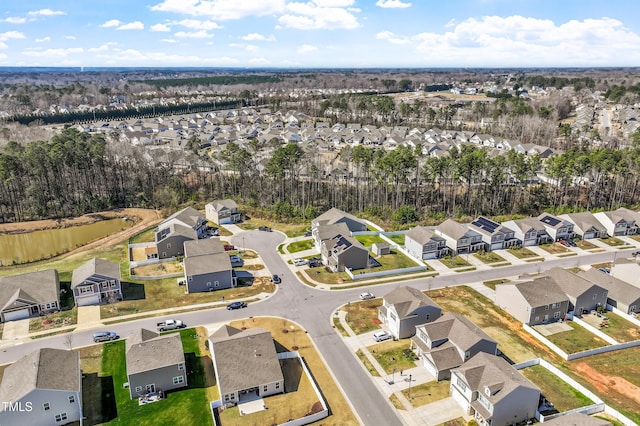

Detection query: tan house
(205, 199), (241, 225)
(378, 286), (442, 339)
(311, 208), (367, 233)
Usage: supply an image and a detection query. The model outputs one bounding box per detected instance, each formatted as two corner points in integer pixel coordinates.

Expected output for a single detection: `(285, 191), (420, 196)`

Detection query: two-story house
(450, 352), (540, 426)
(593, 208), (640, 236)
(71, 258), (122, 306)
(378, 286), (442, 339)
(183, 239), (234, 293)
(495, 276), (570, 325)
(412, 313), (498, 381)
(501, 218), (550, 247)
(543, 267), (608, 316)
(312, 222), (350, 250)
(536, 213), (574, 242)
(559, 212), (607, 240)
(311, 208), (367, 234)
(579, 267), (640, 315)
(320, 234), (369, 272)
(435, 219), (484, 255)
(0, 269), (60, 322)
(467, 217), (518, 251)
(154, 206), (207, 259)
(205, 199), (242, 225)
(404, 226), (449, 260)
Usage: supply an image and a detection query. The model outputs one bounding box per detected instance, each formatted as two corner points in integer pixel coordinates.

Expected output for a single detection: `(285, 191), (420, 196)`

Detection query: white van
(373, 331), (392, 342)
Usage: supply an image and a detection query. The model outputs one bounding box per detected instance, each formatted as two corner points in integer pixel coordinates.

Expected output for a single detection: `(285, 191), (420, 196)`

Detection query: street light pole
(408, 374), (412, 399)
(392, 367), (396, 384)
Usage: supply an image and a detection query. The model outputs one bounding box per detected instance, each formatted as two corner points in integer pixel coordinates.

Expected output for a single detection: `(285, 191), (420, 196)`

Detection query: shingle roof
(126, 329), (185, 375)
(0, 348), (80, 405)
(543, 267), (605, 300)
(184, 251), (232, 276)
(406, 226), (445, 245)
(383, 286), (441, 319)
(71, 258), (121, 289)
(436, 219), (476, 240)
(559, 212), (606, 234)
(209, 199), (238, 211)
(579, 268), (640, 305)
(315, 223), (350, 241)
(313, 207), (364, 228)
(184, 238), (224, 257)
(512, 276), (568, 307)
(210, 326), (284, 395)
(0, 269), (59, 312)
(161, 206), (205, 229)
(418, 312), (496, 352)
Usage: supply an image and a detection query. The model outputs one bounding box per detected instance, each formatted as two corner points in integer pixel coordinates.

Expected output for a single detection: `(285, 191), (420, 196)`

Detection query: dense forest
(2, 128), (640, 225)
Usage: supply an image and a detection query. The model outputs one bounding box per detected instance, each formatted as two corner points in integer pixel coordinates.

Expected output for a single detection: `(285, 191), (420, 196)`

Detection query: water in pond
(0, 218), (134, 265)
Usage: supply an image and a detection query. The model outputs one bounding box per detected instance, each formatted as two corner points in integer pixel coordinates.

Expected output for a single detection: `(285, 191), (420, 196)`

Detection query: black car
(272, 274), (281, 284)
(258, 226), (272, 232)
(226, 301), (247, 310)
(303, 230), (312, 237)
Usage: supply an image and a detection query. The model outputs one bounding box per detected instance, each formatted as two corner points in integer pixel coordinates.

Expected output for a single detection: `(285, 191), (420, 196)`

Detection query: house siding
(186, 270), (233, 293)
(156, 234), (193, 259)
(128, 364), (187, 399)
(0, 388), (82, 426)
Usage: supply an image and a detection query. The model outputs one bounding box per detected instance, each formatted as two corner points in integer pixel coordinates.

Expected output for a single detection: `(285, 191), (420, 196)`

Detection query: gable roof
(183, 238), (224, 257)
(542, 267), (606, 299)
(209, 326), (284, 394)
(71, 258), (121, 289)
(324, 233), (367, 256)
(160, 206), (205, 229)
(0, 348), (80, 406)
(436, 219), (479, 240)
(184, 251), (232, 276)
(559, 212), (606, 233)
(419, 312), (496, 352)
(579, 268), (640, 305)
(598, 207), (640, 224)
(406, 226), (445, 245)
(208, 199), (238, 211)
(511, 276), (568, 307)
(126, 329), (185, 376)
(315, 222), (350, 242)
(383, 286), (441, 319)
(312, 207), (364, 228)
(0, 269), (60, 312)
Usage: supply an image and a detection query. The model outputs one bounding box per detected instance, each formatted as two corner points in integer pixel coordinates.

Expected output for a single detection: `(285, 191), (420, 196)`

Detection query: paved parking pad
(534, 322), (572, 336)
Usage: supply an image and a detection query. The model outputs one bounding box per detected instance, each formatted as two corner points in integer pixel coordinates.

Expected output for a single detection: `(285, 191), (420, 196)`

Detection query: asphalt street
(0, 229), (633, 426)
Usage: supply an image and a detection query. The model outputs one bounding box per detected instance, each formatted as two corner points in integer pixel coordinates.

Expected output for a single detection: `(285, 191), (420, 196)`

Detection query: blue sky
(1, 0), (640, 68)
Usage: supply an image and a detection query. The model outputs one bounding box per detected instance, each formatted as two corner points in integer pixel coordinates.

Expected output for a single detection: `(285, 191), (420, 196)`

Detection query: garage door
(3, 309), (30, 321)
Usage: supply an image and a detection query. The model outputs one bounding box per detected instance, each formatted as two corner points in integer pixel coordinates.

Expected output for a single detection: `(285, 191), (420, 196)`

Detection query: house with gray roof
(0, 269), (60, 322)
(320, 233), (369, 272)
(405, 226), (449, 260)
(543, 267), (608, 315)
(535, 213), (574, 241)
(71, 258), (122, 306)
(579, 267), (640, 315)
(154, 223), (198, 259)
(209, 325), (284, 405)
(155, 206), (207, 242)
(559, 212), (607, 239)
(378, 286), (442, 339)
(312, 222), (350, 250)
(593, 208), (640, 236)
(501, 218), (550, 246)
(435, 219), (484, 255)
(468, 217), (518, 251)
(0, 348), (82, 426)
(495, 276), (570, 325)
(205, 199), (241, 225)
(412, 313), (497, 381)
(183, 239), (233, 293)
(450, 352), (540, 426)
(125, 329), (187, 399)
(311, 208), (367, 233)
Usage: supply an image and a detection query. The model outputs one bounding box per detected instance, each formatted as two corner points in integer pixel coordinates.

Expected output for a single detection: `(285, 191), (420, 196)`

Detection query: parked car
(373, 330), (392, 342)
(293, 258), (307, 266)
(557, 239), (569, 247)
(308, 257), (322, 268)
(93, 331), (119, 343)
(303, 230), (313, 237)
(272, 274), (281, 284)
(598, 267), (611, 275)
(223, 244), (235, 251)
(227, 301), (247, 310)
(157, 319), (185, 331)
(567, 239), (577, 247)
(359, 292), (375, 300)
(632, 251), (640, 256)
(258, 226), (272, 232)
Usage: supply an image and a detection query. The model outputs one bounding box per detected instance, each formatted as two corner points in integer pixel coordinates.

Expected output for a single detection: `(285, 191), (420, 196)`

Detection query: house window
(110, 281), (117, 288)
(534, 316), (540, 322)
(101, 282), (108, 289)
(554, 312), (561, 319)
(68, 395), (75, 404)
(593, 294), (597, 300)
(55, 413), (68, 423)
(545, 305), (549, 310)
(167, 243), (172, 249)
(207, 282), (212, 288)
(263, 385), (268, 392)
(188, 275), (193, 281)
(275, 382), (280, 390)
(603, 292), (607, 298)
(80, 287), (93, 294)
(173, 376), (184, 385)
(214, 281), (220, 287)
(425, 314), (430, 321)
(178, 363), (185, 371)
(224, 394), (230, 402)
(135, 386), (143, 393)
(530, 307), (535, 313)
(465, 350), (470, 359)
(456, 378), (466, 392)
(43, 403), (51, 411)
(389, 312), (397, 321)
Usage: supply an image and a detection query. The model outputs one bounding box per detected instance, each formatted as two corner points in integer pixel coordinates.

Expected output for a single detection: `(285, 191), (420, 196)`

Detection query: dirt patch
(573, 362), (640, 405)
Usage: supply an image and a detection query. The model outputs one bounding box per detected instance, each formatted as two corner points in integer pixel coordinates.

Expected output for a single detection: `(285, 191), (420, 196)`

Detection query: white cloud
(0, 31), (25, 42)
(28, 9), (66, 16)
(161, 38), (177, 43)
(22, 47), (83, 57)
(4, 17), (27, 24)
(174, 30), (214, 38)
(151, 0), (286, 20)
(0, 43), (6, 50)
(249, 57), (270, 65)
(376, 30), (409, 44)
(100, 20), (121, 28)
(35, 36), (51, 43)
(174, 19), (222, 30)
(242, 33), (276, 42)
(151, 23), (171, 32)
(88, 42), (117, 52)
(279, 1), (360, 30)
(375, 0), (412, 8)
(117, 21), (144, 30)
(65, 35), (76, 40)
(312, 0), (354, 6)
(245, 44), (259, 52)
(297, 43), (317, 53)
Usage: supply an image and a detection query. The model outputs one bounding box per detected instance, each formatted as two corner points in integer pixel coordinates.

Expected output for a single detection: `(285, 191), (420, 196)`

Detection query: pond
(0, 218), (134, 265)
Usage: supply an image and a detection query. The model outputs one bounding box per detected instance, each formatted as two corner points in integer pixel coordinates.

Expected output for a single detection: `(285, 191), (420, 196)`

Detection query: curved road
(0, 230), (633, 426)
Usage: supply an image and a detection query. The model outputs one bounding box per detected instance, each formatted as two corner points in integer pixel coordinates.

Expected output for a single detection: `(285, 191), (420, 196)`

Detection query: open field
(401, 380), (450, 408)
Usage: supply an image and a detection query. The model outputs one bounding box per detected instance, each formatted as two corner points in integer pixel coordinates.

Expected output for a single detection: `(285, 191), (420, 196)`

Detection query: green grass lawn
(593, 311), (640, 342)
(129, 226), (156, 244)
(539, 243), (569, 254)
(507, 246), (541, 259)
(401, 380), (450, 408)
(332, 317), (349, 337)
(344, 299), (382, 335)
(367, 340), (418, 374)
(356, 349), (380, 376)
(386, 234), (405, 245)
(576, 239), (598, 249)
(438, 256), (470, 268)
(287, 239), (314, 253)
(370, 250), (420, 271)
(483, 278), (509, 290)
(544, 321), (608, 353)
(474, 250), (507, 264)
(354, 234), (386, 246)
(305, 267), (351, 284)
(521, 365), (593, 411)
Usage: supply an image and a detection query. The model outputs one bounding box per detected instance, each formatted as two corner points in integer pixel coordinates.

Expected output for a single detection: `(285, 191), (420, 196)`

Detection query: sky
(1, 0), (640, 68)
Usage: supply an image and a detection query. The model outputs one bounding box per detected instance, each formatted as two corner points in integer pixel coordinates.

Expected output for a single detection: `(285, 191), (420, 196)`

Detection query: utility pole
(408, 374), (413, 399)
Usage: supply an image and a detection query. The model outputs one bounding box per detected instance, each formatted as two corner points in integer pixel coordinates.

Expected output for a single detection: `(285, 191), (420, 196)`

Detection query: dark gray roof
(0, 269), (59, 312)
(71, 258), (121, 289)
(325, 233), (367, 256)
(184, 238), (224, 257)
(0, 348), (80, 405)
(543, 267), (606, 299)
(184, 251), (232, 276)
(210, 326), (284, 395)
(406, 226), (445, 245)
(126, 329), (185, 376)
(166, 223), (198, 239)
(424, 341), (463, 371)
(579, 268), (640, 305)
(417, 312), (496, 352)
(512, 276), (568, 307)
(383, 286), (441, 319)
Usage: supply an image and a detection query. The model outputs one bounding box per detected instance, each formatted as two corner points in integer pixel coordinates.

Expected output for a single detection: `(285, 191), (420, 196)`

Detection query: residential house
(435, 219), (484, 255)
(495, 276), (570, 325)
(543, 267), (608, 315)
(468, 217), (518, 251)
(154, 206), (207, 259)
(126, 329), (187, 399)
(311, 208), (367, 233)
(593, 208), (640, 236)
(450, 352), (540, 426)
(535, 213), (574, 241)
(183, 239), (233, 293)
(412, 313), (497, 381)
(320, 234), (369, 272)
(0, 348), (82, 426)
(405, 226), (449, 260)
(0, 269), (60, 322)
(209, 325), (284, 405)
(156, 206), (208, 239)
(378, 286), (442, 339)
(71, 258), (122, 306)
(579, 268), (640, 314)
(559, 212), (607, 239)
(206, 199), (242, 225)
(501, 218), (550, 246)
(312, 222), (350, 250)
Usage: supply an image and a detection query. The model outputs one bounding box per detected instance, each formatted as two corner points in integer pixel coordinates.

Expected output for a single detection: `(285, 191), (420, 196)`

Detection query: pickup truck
(157, 319), (185, 332)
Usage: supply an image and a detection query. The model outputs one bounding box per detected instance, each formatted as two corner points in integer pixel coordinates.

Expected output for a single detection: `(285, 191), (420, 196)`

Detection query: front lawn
(474, 250), (507, 264)
(367, 340), (418, 374)
(539, 243), (569, 254)
(286, 239), (315, 253)
(356, 349), (380, 376)
(354, 234), (386, 246)
(344, 299), (382, 335)
(544, 321), (608, 353)
(576, 239), (598, 250)
(401, 380), (450, 408)
(438, 256), (470, 268)
(483, 278), (509, 290)
(521, 365), (593, 411)
(507, 246), (541, 259)
(599, 236), (626, 247)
